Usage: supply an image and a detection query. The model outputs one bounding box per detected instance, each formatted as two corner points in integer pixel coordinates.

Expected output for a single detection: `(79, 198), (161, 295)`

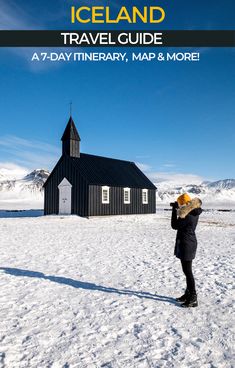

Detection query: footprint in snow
(101, 362), (113, 368)
(133, 324), (144, 338)
(171, 326), (182, 338)
(0, 353), (6, 364)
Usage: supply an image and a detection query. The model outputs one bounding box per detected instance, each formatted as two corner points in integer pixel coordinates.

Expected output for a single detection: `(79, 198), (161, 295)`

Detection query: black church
(43, 117), (156, 217)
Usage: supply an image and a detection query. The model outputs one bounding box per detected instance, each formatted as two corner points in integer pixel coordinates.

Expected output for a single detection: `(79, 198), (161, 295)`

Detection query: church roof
(44, 117), (156, 190)
(69, 153), (156, 189)
(61, 116), (81, 141)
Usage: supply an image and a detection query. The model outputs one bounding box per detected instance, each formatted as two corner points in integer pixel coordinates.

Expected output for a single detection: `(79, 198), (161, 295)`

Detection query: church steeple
(61, 116), (81, 158)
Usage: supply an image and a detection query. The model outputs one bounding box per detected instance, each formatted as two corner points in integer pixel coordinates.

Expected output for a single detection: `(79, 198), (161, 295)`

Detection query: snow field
(0, 211), (234, 367)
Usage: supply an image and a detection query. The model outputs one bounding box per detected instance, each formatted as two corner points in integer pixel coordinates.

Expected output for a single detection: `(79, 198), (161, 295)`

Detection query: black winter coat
(171, 202), (202, 261)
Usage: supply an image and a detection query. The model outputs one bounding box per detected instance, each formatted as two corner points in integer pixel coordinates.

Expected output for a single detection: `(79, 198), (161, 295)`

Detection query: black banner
(0, 30), (234, 47)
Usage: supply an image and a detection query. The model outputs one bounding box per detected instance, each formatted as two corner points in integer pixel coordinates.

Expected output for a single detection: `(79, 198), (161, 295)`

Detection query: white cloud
(0, 135), (59, 154)
(0, 1), (63, 71)
(0, 162), (29, 180)
(135, 161), (205, 186)
(0, 1), (40, 68)
(135, 162), (152, 172)
(162, 163), (176, 168)
(0, 1), (41, 30)
(0, 135), (60, 170)
(148, 171), (204, 186)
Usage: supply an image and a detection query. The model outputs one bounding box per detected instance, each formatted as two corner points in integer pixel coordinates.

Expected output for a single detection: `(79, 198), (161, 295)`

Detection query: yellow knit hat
(177, 193), (192, 206)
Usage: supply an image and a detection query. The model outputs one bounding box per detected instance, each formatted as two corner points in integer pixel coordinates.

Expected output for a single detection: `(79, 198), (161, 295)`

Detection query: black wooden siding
(44, 156), (88, 216)
(62, 139), (80, 158)
(44, 153), (156, 217)
(88, 185), (156, 216)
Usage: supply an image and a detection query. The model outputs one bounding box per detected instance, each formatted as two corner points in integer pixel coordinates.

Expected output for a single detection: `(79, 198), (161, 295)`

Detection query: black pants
(181, 260), (196, 294)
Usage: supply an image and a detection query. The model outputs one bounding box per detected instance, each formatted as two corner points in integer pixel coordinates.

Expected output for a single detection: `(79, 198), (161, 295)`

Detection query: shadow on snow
(0, 267), (179, 306)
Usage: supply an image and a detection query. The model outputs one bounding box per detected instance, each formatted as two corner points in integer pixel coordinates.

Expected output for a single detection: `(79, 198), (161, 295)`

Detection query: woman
(171, 193), (202, 308)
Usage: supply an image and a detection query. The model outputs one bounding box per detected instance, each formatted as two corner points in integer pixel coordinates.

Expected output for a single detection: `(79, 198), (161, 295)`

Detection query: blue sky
(0, 0), (235, 183)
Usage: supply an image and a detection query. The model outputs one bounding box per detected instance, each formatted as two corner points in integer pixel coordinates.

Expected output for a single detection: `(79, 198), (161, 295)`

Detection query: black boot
(176, 289), (190, 303)
(181, 292), (198, 308)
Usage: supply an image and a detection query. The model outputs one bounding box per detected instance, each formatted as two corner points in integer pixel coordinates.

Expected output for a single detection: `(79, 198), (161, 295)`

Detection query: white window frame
(123, 187), (131, 204)
(102, 186), (110, 204)
(142, 189), (148, 204)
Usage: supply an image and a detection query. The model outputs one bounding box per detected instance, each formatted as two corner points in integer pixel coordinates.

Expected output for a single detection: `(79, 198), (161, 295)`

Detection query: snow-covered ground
(0, 211), (234, 368)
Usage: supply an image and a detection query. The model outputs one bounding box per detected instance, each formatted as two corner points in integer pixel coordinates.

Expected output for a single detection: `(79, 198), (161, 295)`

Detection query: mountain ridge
(0, 169), (50, 210)
(0, 168), (235, 210)
(155, 178), (235, 209)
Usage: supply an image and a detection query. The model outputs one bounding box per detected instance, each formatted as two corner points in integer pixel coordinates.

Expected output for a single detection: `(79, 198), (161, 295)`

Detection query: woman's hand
(170, 201), (179, 209)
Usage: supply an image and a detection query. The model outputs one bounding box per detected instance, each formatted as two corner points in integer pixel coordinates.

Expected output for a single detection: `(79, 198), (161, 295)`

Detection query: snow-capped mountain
(206, 179), (235, 190)
(0, 169), (49, 193)
(0, 167), (235, 210)
(156, 179), (235, 209)
(24, 169), (49, 182)
(0, 169), (50, 210)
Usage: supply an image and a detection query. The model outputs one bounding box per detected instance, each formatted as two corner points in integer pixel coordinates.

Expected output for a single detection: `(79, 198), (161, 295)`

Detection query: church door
(58, 178), (72, 215)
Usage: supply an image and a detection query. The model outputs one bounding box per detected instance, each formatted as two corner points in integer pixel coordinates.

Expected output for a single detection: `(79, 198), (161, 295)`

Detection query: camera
(170, 201), (178, 208)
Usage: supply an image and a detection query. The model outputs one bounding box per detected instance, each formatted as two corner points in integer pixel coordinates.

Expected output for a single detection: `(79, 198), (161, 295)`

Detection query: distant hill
(0, 167), (235, 210)
(155, 179), (235, 209)
(0, 169), (50, 210)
